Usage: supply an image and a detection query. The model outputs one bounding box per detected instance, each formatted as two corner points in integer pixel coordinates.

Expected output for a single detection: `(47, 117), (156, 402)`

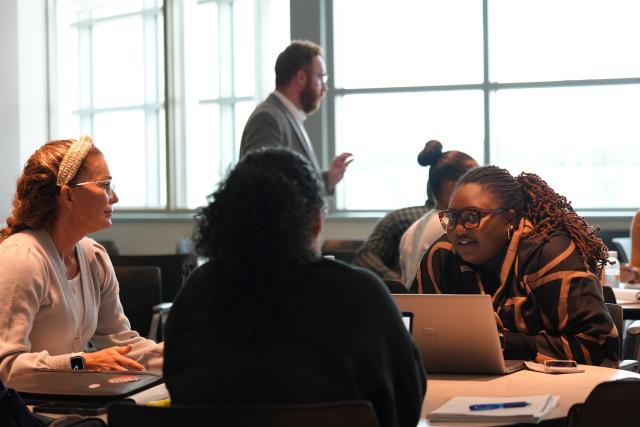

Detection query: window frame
(320, 0), (640, 215)
(46, 0), (640, 219)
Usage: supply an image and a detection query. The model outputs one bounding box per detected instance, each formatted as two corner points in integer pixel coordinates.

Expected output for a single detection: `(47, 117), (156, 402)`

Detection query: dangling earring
(506, 225), (515, 241)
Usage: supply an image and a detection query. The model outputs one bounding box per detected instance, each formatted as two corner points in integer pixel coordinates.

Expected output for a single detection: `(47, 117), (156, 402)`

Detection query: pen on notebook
(469, 401), (530, 411)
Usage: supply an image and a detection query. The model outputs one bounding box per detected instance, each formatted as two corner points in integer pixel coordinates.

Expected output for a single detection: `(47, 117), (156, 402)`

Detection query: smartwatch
(70, 352), (85, 370)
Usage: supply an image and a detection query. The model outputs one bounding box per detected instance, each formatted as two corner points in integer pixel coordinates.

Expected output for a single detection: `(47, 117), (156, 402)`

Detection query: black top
(413, 219), (619, 366)
(164, 258), (426, 427)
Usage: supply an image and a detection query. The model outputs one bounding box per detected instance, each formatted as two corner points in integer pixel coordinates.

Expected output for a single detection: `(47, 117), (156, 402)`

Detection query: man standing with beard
(240, 40), (352, 194)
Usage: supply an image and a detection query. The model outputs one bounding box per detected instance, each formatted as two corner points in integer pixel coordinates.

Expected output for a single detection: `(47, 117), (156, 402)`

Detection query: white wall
(0, 0), (48, 223)
(88, 214), (631, 255)
(89, 215), (380, 255)
(0, 0), (21, 223)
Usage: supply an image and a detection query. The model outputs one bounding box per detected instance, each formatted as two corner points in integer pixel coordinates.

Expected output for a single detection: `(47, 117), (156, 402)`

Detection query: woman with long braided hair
(412, 165), (618, 366)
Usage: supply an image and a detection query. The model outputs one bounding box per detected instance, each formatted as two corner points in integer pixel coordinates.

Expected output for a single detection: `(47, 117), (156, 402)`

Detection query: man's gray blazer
(240, 93), (331, 191)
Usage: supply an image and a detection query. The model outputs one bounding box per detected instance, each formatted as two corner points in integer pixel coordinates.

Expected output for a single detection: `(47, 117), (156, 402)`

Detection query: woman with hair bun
(414, 165), (619, 365)
(399, 140), (477, 287)
(0, 137), (162, 382)
(353, 140), (476, 286)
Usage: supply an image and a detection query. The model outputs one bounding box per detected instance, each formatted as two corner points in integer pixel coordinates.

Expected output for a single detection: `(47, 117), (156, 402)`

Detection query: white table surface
(419, 364), (640, 426)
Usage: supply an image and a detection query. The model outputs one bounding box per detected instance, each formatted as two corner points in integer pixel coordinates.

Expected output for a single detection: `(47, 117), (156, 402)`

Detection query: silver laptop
(393, 294), (524, 374)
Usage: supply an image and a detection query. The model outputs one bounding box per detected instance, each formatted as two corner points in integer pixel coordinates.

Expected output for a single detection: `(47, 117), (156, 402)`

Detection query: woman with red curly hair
(0, 137), (162, 382)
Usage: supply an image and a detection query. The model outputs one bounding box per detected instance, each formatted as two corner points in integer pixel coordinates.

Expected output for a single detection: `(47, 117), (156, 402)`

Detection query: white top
(273, 90), (306, 122)
(0, 228), (163, 382)
(399, 209), (444, 288)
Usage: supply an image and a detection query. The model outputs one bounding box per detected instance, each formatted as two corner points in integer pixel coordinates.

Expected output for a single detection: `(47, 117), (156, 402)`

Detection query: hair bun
(417, 140), (443, 166)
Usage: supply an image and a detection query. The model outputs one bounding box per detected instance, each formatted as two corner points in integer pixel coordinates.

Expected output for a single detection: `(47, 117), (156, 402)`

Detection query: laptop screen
(402, 311), (414, 333)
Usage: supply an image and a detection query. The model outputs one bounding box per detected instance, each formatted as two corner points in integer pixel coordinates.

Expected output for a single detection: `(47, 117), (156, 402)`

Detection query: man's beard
(300, 82), (321, 114)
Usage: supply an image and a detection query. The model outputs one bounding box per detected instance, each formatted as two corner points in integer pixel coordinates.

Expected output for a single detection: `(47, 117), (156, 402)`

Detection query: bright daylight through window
(51, 0), (640, 213)
(332, 0), (640, 211)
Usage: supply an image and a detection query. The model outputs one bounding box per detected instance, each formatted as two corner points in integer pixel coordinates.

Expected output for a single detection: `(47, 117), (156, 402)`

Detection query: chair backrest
(603, 286), (617, 304)
(97, 239), (121, 256)
(606, 302), (624, 351)
(384, 280), (408, 294)
(611, 237), (631, 264)
(110, 254), (195, 302)
(108, 400), (379, 427)
(321, 240), (364, 264)
(114, 266), (162, 338)
(567, 378), (640, 427)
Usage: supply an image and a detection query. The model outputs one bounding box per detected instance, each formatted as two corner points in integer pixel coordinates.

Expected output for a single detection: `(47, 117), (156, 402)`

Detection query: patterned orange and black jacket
(411, 218), (620, 366)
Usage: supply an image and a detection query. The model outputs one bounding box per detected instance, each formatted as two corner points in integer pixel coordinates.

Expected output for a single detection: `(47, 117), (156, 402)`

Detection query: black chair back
(97, 239), (121, 256)
(603, 286), (617, 304)
(384, 280), (408, 294)
(108, 400), (379, 427)
(115, 266), (162, 339)
(321, 240), (364, 264)
(567, 378), (640, 427)
(111, 254), (195, 302)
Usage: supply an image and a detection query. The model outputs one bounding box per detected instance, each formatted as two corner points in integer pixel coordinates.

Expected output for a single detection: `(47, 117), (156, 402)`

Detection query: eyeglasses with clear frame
(70, 179), (116, 197)
(439, 208), (507, 231)
(307, 70), (328, 86)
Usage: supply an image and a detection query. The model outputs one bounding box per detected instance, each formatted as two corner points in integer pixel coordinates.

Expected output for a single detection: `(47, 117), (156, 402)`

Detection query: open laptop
(394, 294), (524, 374)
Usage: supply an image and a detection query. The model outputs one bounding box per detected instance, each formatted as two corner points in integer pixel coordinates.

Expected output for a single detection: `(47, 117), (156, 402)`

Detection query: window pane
(335, 91), (484, 210)
(92, 16), (145, 108)
(333, 0), (483, 89)
(90, 0), (144, 19)
(491, 0), (640, 82)
(233, 0), (255, 97)
(493, 85), (640, 209)
(195, 2), (220, 100)
(185, 104), (221, 209)
(93, 110), (151, 208)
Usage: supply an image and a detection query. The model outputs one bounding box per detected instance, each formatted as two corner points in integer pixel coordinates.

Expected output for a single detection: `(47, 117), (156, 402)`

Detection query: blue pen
(469, 401), (530, 411)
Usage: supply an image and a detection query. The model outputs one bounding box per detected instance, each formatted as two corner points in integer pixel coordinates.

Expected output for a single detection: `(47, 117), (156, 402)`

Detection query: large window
(50, 0), (289, 210)
(50, 0), (640, 214)
(331, 0), (640, 211)
(52, 0), (166, 208)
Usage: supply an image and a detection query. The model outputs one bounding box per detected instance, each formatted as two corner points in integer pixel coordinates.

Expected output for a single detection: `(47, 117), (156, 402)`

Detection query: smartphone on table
(543, 359), (581, 373)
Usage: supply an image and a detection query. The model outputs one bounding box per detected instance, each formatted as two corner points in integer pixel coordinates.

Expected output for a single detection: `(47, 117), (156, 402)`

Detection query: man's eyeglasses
(439, 208), (507, 231)
(71, 179), (116, 197)
(309, 71), (328, 85)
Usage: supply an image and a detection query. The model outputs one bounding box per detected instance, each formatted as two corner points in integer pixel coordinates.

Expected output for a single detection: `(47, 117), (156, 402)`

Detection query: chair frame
(108, 400), (379, 427)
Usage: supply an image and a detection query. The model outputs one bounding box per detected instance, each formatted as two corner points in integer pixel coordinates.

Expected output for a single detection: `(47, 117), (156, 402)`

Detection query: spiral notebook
(429, 394), (559, 423)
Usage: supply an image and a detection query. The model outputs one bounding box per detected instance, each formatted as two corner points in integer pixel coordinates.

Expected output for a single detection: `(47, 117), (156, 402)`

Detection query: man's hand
(326, 152), (354, 188)
(83, 345), (145, 372)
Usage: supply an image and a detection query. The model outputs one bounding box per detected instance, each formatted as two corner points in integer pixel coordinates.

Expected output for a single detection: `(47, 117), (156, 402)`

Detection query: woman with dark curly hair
(0, 137), (162, 382)
(163, 148), (426, 427)
(412, 165), (619, 366)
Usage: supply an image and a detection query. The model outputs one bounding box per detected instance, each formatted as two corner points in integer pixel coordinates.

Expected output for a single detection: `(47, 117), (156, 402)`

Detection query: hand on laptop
(84, 344), (145, 372)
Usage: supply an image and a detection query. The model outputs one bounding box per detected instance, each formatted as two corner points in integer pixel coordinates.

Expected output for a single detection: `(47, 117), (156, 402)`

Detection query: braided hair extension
(457, 166), (608, 275)
(515, 172), (608, 275)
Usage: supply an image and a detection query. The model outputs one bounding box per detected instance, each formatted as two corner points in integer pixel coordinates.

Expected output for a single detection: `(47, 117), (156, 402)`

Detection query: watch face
(70, 355), (85, 370)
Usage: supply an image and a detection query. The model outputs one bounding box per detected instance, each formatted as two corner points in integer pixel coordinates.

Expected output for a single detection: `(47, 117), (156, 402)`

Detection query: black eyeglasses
(439, 208), (507, 231)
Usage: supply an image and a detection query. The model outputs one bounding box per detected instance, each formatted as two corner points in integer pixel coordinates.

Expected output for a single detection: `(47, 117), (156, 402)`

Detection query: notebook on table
(393, 294), (524, 374)
(7, 369), (163, 404)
